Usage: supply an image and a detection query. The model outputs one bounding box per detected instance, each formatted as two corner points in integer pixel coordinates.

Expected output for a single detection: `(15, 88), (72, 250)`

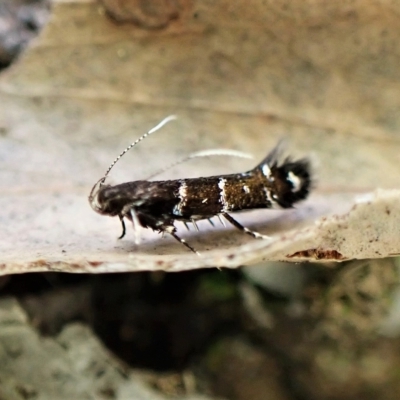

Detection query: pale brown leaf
(1, 0), (400, 274)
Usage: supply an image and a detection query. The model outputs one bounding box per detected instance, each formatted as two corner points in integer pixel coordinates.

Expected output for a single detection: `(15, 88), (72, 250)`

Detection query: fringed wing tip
(257, 140), (313, 208)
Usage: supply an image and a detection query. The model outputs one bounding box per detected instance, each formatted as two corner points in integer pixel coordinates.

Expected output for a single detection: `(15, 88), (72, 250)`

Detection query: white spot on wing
(179, 181), (188, 199)
(218, 178), (228, 212)
(243, 185), (250, 194)
(262, 164), (272, 178)
(287, 171), (302, 192)
(263, 187), (281, 209)
(173, 180), (188, 216)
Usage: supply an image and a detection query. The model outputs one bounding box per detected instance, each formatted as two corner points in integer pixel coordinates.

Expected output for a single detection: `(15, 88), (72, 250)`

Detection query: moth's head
(89, 179), (144, 217)
(89, 178), (111, 215)
(269, 157), (312, 208)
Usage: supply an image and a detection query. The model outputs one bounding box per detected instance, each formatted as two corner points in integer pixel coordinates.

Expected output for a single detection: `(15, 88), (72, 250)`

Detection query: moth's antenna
(146, 149), (254, 180)
(100, 115), (177, 184)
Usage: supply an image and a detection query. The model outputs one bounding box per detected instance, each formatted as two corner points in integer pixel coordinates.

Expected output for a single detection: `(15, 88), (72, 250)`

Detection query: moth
(89, 116), (312, 254)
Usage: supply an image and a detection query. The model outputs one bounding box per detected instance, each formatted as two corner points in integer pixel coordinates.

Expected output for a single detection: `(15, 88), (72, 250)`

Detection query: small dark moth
(89, 116), (312, 254)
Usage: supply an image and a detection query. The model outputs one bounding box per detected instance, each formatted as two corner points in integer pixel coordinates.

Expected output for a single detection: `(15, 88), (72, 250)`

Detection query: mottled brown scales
(174, 177), (221, 217)
(221, 170), (273, 211)
(176, 170), (272, 218)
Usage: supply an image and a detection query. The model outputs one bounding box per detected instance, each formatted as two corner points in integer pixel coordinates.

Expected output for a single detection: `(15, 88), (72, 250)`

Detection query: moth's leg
(183, 222), (190, 231)
(118, 215), (126, 239)
(222, 213), (271, 240)
(191, 219), (200, 232)
(217, 214), (226, 227)
(208, 218), (215, 227)
(140, 213), (200, 255)
(130, 208), (143, 245)
(164, 226), (201, 256)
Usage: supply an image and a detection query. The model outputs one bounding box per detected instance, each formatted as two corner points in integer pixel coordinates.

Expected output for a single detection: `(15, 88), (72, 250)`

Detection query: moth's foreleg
(164, 226), (200, 256)
(118, 209), (143, 244)
(222, 213), (271, 240)
(118, 215), (126, 239)
(130, 209), (143, 245)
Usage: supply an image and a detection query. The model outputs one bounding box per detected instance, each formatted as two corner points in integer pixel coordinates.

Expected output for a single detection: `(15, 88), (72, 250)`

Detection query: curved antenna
(146, 148), (254, 180)
(100, 115), (177, 184)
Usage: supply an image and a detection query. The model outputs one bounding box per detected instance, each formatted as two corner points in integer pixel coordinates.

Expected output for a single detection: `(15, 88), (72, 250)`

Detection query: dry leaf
(1, 0), (400, 274)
